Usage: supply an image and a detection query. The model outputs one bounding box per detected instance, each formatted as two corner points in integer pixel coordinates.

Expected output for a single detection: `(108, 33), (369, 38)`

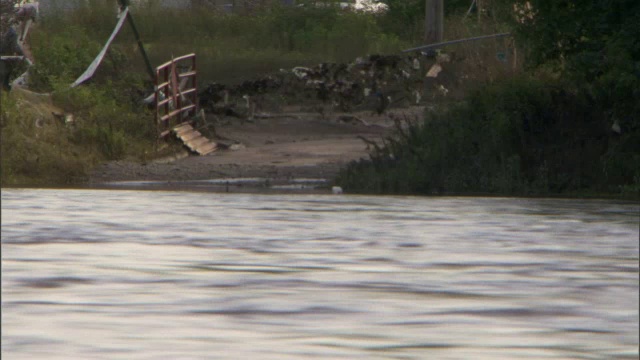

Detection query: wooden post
(425, 0), (444, 44)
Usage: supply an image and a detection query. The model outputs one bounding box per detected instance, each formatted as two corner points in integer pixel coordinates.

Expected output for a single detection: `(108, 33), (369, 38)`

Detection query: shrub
(337, 77), (634, 196)
(0, 93), (89, 185)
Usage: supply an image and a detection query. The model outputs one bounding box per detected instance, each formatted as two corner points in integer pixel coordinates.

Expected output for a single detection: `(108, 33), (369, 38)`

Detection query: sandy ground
(88, 107), (424, 188)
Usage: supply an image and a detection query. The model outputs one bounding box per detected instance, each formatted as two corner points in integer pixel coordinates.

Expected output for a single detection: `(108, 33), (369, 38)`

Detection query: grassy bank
(35, 1), (410, 86)
(2, 0), (513, 187)
(337, 1), (640, 199)
(337, 76), (640, 198)
(1, 80), (154, 185)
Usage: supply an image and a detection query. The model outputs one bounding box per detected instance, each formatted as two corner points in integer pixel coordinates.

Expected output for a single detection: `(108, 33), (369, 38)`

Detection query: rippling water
(2, 189), (638, 359)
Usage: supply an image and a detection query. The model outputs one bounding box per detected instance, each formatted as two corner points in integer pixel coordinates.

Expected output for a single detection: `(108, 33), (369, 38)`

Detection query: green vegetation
(339, 76), (639, 197)
(3, 0), (637, 197)
(1, 9), (154, 185)
(378, 0), (484, 40)
(1, 94), (86, 185)
(338, 0), (640, 198)
(37, 0), (409, 85)
(1, 0), (409, 186)
(1, 78), (153, 185)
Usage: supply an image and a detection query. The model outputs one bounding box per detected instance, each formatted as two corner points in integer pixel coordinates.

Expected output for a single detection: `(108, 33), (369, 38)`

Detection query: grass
(1, 0), (522, 186)
(336, 76), (640, 198)
(1, 91), (90, 185)
(35, 2), (410, 85)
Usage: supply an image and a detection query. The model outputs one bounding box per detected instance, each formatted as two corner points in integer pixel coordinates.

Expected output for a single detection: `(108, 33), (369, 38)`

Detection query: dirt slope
(88, 107), (424, 186)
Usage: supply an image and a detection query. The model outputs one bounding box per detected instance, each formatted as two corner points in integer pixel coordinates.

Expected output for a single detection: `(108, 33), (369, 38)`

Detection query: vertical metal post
(163, 67), (169, 133)
(154, 68), (159, 150)
(425, 0), (444, 44)
(177, 63), (182, 124)
(192, 55), (198, 115)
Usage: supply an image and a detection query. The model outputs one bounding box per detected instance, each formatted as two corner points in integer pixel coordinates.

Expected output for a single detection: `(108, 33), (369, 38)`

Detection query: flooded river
(2, 189), (638, 359)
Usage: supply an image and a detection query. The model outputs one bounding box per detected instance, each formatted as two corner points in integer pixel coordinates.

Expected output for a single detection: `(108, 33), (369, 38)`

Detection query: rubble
(199, 53), (436, 119)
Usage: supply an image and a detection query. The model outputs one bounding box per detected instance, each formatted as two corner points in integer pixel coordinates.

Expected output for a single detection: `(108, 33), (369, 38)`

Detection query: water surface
(2, 189), (638, 359)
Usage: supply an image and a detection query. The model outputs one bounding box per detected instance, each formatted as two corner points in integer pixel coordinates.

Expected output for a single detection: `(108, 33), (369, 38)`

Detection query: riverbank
(4, 1), (636, 197)
(336, 77), (640, 199)
(88, 107), (421, 188)
(1, 0), (513, 189)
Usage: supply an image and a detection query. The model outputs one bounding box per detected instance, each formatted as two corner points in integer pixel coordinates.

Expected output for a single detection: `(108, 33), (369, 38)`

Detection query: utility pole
(425, 0), (444, 44)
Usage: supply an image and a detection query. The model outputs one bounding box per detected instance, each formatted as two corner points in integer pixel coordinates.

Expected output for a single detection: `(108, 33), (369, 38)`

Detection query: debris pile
(199, 53), (444, 119)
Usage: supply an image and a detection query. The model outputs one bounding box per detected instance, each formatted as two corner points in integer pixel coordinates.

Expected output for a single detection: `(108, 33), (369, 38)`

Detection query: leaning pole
(117, 0), (155, 81)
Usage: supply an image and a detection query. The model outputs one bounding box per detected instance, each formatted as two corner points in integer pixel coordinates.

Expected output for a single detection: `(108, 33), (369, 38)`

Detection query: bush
(0, 94), (89, 185)
(112, 1), (408, 84)
(27, 26), (102, 91)
(338, 77), (636, 196)
(339, 1), (639, 198)
(1, 13), (153, 186)
(493, 0), (639, 138)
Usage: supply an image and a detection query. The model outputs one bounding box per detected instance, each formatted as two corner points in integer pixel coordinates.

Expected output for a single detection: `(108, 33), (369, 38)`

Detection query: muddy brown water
(2, 188), (638, 359)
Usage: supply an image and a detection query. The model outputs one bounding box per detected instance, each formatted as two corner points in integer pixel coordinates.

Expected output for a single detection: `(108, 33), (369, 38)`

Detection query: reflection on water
(2, 189), (638, 359)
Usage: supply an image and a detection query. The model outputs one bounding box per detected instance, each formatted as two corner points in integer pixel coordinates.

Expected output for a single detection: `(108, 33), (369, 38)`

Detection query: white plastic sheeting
(70, 7), (129, 88)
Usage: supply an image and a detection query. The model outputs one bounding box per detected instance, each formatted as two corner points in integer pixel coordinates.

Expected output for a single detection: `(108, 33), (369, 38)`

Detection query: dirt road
(88, 107), (423, 188)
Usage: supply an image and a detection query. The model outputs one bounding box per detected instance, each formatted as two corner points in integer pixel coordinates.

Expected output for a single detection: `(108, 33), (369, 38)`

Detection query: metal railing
(155, 53), (198, 139)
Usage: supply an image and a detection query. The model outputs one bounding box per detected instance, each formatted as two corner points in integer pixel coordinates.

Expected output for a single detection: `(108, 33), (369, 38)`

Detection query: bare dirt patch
(88, 107), (424, 186)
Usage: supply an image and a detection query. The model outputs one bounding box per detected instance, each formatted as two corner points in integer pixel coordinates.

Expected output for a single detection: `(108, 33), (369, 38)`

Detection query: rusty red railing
(155, 53), (198, 139)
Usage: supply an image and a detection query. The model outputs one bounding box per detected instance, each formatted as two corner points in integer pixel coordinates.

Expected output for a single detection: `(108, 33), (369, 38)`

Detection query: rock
(229, 143), (246, 151)
(436, 53), (452, 63)
(426, 63), (443, 78)
(612, 121), (621, 134)
(292, 67), (312, 79)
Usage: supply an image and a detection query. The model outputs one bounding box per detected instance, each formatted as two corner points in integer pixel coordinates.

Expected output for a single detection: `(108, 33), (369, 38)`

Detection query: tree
(497, 1), (639, 126)
(1, 0), (18, 35)
(497, 1), (639, 77)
